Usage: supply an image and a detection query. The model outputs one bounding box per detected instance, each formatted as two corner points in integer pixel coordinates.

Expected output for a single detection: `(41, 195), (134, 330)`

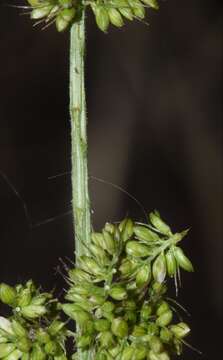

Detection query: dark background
(0, 1), (222, 359)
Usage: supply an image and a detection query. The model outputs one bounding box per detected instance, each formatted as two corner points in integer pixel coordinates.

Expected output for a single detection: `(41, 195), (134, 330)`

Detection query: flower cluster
(62, 212), (193, 359)
(0, 280), (68, 360)
(0, 213), (194, 359)
(25, 0), (159, 32)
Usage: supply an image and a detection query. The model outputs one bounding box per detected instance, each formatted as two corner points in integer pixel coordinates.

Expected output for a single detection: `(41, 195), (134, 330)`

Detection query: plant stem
(70, 11), (92, 360)
(70, 11), (91, 257)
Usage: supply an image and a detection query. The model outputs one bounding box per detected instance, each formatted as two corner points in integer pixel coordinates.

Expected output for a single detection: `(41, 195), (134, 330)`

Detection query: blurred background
(0, 0), (222, 358)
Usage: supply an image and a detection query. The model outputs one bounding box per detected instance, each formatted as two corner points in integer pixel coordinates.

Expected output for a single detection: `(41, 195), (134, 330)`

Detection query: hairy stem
(70, 11), (92, 360)
(70, 12), (91, 257)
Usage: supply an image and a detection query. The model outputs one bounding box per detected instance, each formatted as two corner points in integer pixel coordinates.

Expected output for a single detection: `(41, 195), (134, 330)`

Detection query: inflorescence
(0, 212), (194, 359)
(0, 280), (68, 359)
(25, 0), (160, 32)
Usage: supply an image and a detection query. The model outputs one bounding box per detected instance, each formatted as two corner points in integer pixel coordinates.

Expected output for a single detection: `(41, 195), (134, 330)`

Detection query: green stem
(70, 11), (92, 360)
(70, 12), (91, 257)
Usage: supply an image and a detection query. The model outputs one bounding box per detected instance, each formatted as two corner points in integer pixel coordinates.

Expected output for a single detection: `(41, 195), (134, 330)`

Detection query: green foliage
(62, 212), (193, 359)
(0, 280), (68, 360)
(25, 0), (160, 32)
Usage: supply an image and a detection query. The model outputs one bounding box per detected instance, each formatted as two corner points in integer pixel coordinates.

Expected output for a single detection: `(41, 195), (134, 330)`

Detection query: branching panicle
(62, 212), (194, 359)
(24, 0), (160, 32)
(0, 213), (195, 359)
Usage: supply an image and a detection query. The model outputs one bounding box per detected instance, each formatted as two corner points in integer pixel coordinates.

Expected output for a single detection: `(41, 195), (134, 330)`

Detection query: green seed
(109, 286), (127, 300)
(134, 346), (147, 360)
(132, 325), (146, 337)
(91, 232), (105, 248)
(160, 328), (173, 344)
(119, 258), (138, 276)
(111, 318), (128, 338)
(136, 264), (151, 287)
(134, 225), (159, 242)
(152, 253), (166, 283)
(68, 268), (91, 282)
(93, 6), (110, 33)
(169, 322), (190, 339)
(114, 227), (121, 243)
(21, 353), (29, 360)
(119, 218), (134, 241)
(99, 331), (114, 347)
(0, 343), (16, 358)
(119, 218), (129, 232)
(156, 309), (173, 327)
(48, 320), (65, 336)
(94, 319), (110, 332)
(68, 285), (89, 296)
(60, 8), (75, 22)
(30, 344), (46, 360)
(21, 305), (46, 319)
(117, 0), (134, 21)
(16, 337), (31, 353)
(79, 256), (103, 276)
(17, 289), (32, 307)
(147, 323), (159, 336)
(62, 304), (91, 325)
(35, 329), (50, 344)
(89, 244), (109, 265)
(0, 317), (14, 336)
(89, 294), (105, 306)
(109, 345), (122, 357)
(101, 301), (115, 313)
(4, 349), (22, 360)
(0, 284), (17, 306)
(149, 211), (171, 235)
(126, 241), (152, 257)
(165, 249), (177, 277)
(156, 301), (170, 316)
(65, 293), (87, 307)
(108, 8), (124, 27)
(104, 222), (116, 234)
(173, 247), (194, 272)
(141, 334), (151, 343)
(121, 346), (134, 360)
(89, 284), (105, 296)
(128, 0), (145, 19)
(140, 304), (153, 321)
(149, 335), (163, 353)
(141, 0), (159, 9)
(56, 15), (69, 32)
(31, 6), (52, 20)
(102, 230), (116, 255)
(31, 294), (49, 306)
